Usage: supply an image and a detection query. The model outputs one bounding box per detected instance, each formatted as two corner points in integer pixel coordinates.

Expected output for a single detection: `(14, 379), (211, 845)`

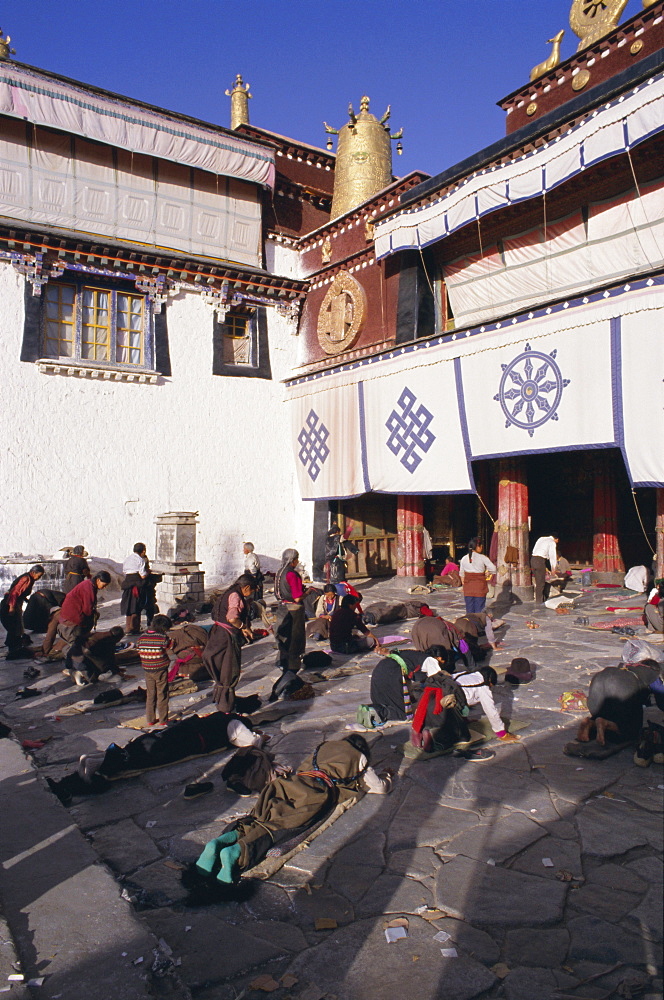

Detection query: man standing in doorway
(530, 533), (559, 605)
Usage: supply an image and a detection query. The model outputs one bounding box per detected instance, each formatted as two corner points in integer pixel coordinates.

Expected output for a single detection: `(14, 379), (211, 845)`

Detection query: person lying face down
(46, 712), (265, 804)
(196, 734), (392, 884)
(577, 659), (664, 745)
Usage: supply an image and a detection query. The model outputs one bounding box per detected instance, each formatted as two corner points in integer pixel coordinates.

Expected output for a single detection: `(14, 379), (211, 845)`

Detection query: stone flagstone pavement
(0, 575), (662, 1000)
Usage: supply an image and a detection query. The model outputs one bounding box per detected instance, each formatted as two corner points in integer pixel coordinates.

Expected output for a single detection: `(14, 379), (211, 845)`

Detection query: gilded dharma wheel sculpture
(317, 270), (367, 355)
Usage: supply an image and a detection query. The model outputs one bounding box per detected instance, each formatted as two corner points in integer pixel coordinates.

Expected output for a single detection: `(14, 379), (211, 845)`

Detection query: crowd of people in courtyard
(2, 529), (663, 884)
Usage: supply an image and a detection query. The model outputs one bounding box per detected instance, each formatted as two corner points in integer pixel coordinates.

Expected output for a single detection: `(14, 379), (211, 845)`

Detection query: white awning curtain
(288, 279), (664, 498)
(0, 64), (275, 189)
(442, 180), (664, 328)
(374, 72), (664, 260)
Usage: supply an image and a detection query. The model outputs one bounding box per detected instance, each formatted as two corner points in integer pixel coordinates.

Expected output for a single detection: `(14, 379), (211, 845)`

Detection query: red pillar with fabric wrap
(592, 452), (625, 583)
(656, 488), (664, 580)
(496, 458), (533, 600)
(396, 495), (425, 579)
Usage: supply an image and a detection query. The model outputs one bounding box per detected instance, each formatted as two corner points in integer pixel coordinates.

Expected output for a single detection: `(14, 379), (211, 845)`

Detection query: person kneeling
(329, 595), (385, 655)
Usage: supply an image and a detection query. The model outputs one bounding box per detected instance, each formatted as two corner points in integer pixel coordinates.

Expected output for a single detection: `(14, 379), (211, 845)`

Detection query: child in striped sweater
(136, 614), (173, 728)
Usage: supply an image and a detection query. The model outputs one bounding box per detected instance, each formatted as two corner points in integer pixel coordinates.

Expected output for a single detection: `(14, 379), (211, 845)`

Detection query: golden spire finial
(225, 73), (252, 130)
(0, 28), (16, 60)
(324, 95), (403, 219)
(569, 0), (628, 52)
(530, 30), (565, 82)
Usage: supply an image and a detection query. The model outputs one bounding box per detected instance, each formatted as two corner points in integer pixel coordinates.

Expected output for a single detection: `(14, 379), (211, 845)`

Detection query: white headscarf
(421, 656), (442, 677)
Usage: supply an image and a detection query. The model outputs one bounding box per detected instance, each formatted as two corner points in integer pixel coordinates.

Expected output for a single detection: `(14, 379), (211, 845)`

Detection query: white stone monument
(152, 512), (205, 610)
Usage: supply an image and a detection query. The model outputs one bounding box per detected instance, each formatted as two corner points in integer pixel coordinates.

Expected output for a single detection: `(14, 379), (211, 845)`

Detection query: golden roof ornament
(225, 74), (252, 130)
(569, 0), (628, 52)
(530, 30), (565, 81)
(325, 95), (403, 220)
(0, 28), (16, 60)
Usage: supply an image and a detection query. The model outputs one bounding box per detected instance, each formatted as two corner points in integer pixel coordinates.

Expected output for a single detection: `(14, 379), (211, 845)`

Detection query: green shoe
(217, 842), (242, 883)
(196, 830), (238, 875)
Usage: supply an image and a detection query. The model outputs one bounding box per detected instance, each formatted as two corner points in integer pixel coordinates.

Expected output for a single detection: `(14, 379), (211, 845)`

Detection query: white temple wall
(0, 262), (315, 586)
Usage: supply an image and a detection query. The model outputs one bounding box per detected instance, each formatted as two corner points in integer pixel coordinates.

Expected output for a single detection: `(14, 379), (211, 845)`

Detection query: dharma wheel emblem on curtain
(317, 270), (367, 356)
(494, 343), (570, 438)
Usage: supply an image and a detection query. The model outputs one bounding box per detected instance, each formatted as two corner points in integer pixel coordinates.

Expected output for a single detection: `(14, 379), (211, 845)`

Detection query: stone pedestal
(152, 512), (205, 608)
(0, 556), (65, 594)
(495, 458), (533, 601)
(396, 496), (425, 578)
(592, 453), (625, 585)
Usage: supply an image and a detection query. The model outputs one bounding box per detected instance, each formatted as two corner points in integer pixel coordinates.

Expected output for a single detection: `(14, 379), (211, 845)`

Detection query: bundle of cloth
(195, 735), (391, 883)
(361, 600), (433, 626)
(47, 711), (263, 804)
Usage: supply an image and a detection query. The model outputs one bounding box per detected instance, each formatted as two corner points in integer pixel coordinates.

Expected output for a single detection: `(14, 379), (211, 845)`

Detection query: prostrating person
(274, 549), (306, 673)
(369, 646), (448, 724)
(410, 659), (474, 754)
(530, 533), (559, 605)
(57, 571), (111, 682)
(48, 712), (264, 804)
(62, 546), (90, 594)
(329, 595), (383, 655)
(203, 575), (255, 712)
(411, 614), (465, 654)
(452, 665), (519, 743)
(195, 735), (392, 884)
(0, 565), (45, 659)
(459, 538), (496, 615)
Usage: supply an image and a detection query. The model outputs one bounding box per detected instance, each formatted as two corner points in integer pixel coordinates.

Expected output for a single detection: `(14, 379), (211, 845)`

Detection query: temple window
(40, 280), (152, 368)
(212, 306), (272, 380)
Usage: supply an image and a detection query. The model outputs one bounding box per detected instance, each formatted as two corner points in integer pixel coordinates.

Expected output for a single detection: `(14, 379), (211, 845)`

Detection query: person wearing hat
(62, 546), (90, 594)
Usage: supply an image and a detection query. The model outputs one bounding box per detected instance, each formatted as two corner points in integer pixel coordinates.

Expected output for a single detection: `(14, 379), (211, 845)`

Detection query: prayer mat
(58, 689), (146, 716)
(120, 713), (182, 730)
(246, 798), (358, 881)
(563, 739), (633, 759)
(586, 617), (643, 630)
(402, 729), (484, 761)
(606, 606), (643, 612)
(464, 718), (530, 742)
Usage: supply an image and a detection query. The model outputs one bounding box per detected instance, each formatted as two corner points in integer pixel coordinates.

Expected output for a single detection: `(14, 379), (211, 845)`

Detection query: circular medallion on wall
(317, 270), (367, 355)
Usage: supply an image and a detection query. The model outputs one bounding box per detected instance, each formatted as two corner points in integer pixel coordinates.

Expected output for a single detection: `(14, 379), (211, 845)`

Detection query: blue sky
(2, 0), (647, 179)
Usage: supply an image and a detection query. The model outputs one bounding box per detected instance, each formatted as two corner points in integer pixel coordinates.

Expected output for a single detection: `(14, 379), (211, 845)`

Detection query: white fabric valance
(442, 180), (664, 328)
(289, 279), (664, 498)
(0, 64), (275, 190)
(374, 73), (664, 260)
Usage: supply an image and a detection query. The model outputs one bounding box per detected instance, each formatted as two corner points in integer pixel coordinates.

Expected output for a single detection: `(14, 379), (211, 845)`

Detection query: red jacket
(60, 579), (96, 626)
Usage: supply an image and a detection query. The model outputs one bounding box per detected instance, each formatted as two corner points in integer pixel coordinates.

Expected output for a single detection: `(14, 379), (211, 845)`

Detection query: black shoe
(183, 782), (214, 800)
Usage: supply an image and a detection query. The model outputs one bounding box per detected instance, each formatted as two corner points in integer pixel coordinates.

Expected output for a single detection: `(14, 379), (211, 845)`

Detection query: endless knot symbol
(385, 387), (436, 474)
(494, 342), (570, 438)
(297, 409), (330, 482)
